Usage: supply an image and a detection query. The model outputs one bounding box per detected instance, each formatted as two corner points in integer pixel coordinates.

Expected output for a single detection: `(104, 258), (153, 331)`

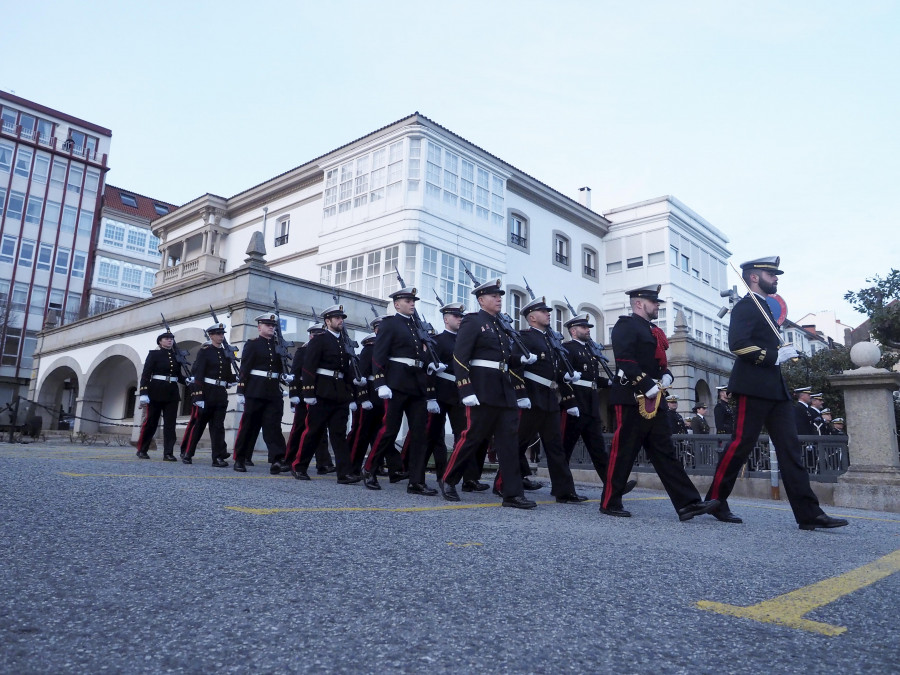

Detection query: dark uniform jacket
(371, 314), (431, 398)
(794, 402), (817, 435)
(237, 336), (284, 401)
(714, 400), (735, 435)
(563, 339), (610, 417)
(300, 331), (355, 403)
(140, 348), (185, 403)
(357, 342), (380, 405)
(289, 345), (306, 400)
(690, 415), (710, 434)
(453, 310), (526, 408)
(727, 293), (790, 400)
(433, 330), (460, 406)
(609, 314), (673, 407)
(516, 327), (575, 412)
(190, 343), (236, 406)
(667, 408), (687, 434)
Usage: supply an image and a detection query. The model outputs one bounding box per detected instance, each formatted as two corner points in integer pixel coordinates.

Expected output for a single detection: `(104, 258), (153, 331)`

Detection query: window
(681, 254), (690, 273)
(84, 169), (100, 195)
(627, 256), (643, 269)
(77, 211), (94, 239)
(648, 251), (665, 265)
(607, 261), (622, 273)
(1, 109), (15, 133)
(60, 206), (77, 233)
(67, 165), (84, 193)
(147, 234), (161, 257)
(510, 291), (525, 331)
(153, 203), (168, 216)
(19, 239), (35, 268)
(69, 130), (98, 156)
(103, 220), (125, 248)
(274, 217), (289, 247)
(122, 265), (143, 290)
(143, 269), (156, 293)
(509, 214), (528, 249)
(554, 306), (567, 334)
(43, 200), (60, 227)
(54, 248), (70, 275)
(0, 235), (16, 263)
(0, 141), (13, 171)
(25, 197), (43, 224)
(553, 234), (570, 268)
(14, 147), (32, 177)
(6, 191), (24, 220)
(50, 159), (66, 188)
(97, 258), (120, 286)
(30, 286), (46, 311)
(119, 193), (138, 208)
(583, 247), (598, 279)
(349, 255), (365, 293)
(33, 154), (50, 184)
(671, 245), (679, 266)
(126, 227), (147, 252)
(71, 251), (87, 278)
(37, 243), (53, 271)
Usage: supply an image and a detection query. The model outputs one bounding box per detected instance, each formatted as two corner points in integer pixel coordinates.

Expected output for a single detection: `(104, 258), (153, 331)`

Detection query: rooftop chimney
(578, 186), (592, 210)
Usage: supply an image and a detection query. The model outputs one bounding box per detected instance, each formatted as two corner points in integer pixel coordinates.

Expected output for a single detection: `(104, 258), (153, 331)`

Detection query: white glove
(353, 377), (367, 387)
(225, 381), (236, 389)
(462, 394), (480, 407)
(660, 374), (673, 388)
(378, 385), (392, 399)
(194, 400), (205, 409)
(426, 399), (441, 414)
(139, 395), (150, 405)
(607, 379), (613, 387)
(427, 362), (448, 375)
(290, 396), (300, 405)
(644, 385), (660, 398)
(304, 397), (317, 405)
(361, 400), (373, 410)
(564, 371), (582, 384)
(185, 376), (195, 385)
(566, 406), (580, 417)
(517, 398), (532, 409)
(237, 394), (245, 405)
(520, 353), (537, 365)
(281, 373), (295, 384)
(349, 402), (358, 412)
(776, 345), (799, 365)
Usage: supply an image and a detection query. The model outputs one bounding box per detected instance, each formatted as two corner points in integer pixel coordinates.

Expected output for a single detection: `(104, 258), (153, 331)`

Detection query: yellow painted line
(447, 542), (483, 547)
(59, 471), (275, 481)
(696, 548), (900, 636)
(227, 502), (505, 514)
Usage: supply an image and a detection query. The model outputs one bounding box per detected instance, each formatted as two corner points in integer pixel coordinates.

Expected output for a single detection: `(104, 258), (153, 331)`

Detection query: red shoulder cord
(650, 325), (669, 370)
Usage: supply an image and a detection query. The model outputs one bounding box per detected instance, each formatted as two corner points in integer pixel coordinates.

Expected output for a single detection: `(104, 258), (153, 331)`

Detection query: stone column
(831, 342), (900, 512)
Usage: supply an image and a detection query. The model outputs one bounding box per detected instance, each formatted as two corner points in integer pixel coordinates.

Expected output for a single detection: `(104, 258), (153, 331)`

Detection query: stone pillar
(831, 342), (900, 512)
(74, 396), (102, 434)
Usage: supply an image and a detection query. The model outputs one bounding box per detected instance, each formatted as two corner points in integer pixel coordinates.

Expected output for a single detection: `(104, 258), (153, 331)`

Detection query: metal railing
(555, 252), (569, 265)
(584, 265), (596, 278)
(274, 234), (289, 247)
(509, 232), (527, 247)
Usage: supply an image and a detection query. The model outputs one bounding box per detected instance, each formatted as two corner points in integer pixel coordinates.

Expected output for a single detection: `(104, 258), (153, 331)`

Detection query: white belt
(152, 375), (179, 383)
(470, 359), (508, 372)
(315, 368), (344, 379)
(524, 371), (558, 389)
(390, 357), (424, 368)
(436, 371), (456, 382)
(573, 379), (597, 389)
(204, 377), (229, 387)
(249, 369), (280, 379)
(367, 375), (375, 382)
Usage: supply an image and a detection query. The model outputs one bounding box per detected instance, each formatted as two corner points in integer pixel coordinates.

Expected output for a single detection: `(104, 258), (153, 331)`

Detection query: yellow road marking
(696, 548), (900, 636)
(447, 542), (483, 547)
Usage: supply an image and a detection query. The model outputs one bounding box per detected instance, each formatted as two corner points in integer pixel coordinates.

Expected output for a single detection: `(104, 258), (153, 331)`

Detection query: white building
(794, 309), (855, 347)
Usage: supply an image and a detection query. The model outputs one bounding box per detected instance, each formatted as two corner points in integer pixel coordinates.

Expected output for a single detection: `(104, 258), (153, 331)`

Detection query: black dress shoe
(555, 494), (585, 504)
(677, 499), (720, 522)
(462, 480), (490, 492)
(407, 482), (438, 496)
(623, 479), (637, 495)
(799, 514), (849, 531)
(492, 487), (502, 497)
(179, 452), (186, 460)
(337, 474), (362, 484)
(269, 463), (283, 475)
(502, 495), (537, 510)
(244, 459), (254, 467)
(317, 465), (337, 475)
(441, 481), (461, 502)
(522, 477), (543, 491)
(136, 451), (150, 459)
(212, 458), (229, 468)
(163, 454), (177, 462)
(389, 471), (409, 484)
(376, 467), (389, 476)
(713, 509), (743, 524)
(181, 456), (192, 465)
(291, 469), (311, 480)
(599, 506), (632, 517)
(233, 461), (246, 472)
(364, 474), (382, 490)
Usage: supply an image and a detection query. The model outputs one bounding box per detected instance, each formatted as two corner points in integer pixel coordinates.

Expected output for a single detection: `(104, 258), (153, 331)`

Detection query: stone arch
(82, 351), (142, 434)
(36, 357), (83, 430)
(694, 378), (712, 409)
(575, 301), (606, 345)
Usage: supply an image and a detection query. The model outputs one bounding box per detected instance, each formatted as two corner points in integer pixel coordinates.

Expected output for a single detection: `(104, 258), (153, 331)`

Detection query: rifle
(272, 291), (294, 376)
(332, 293), (364, 383)
(521, 277), (575, 377)
(461, 263), (531, 356)
(209, 305), (240, 376)
(159, 313), (192, 379)
(433, 289), (445, 307)
(563, 296), (616, 381)
(393, 266), (442, 369)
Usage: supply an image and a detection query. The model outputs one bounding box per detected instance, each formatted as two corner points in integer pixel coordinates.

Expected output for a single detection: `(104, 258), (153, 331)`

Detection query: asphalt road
(2, 439), (898, 674)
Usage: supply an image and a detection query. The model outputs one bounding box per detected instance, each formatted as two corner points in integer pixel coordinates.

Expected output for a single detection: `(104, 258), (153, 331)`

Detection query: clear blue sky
(5, 0), (898, 328)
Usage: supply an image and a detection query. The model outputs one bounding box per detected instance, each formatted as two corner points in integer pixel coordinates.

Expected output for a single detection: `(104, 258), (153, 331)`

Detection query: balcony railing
(509, 232), (527, 248)
(155, 253), (226, 292)
(555, 252), (569, 265)
(584, 265), (596, 278)
(274, 234), (289, 247)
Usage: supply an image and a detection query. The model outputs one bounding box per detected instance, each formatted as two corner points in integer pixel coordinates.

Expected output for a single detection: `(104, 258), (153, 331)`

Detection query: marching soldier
(713, 386), (735, 435)
(182, 323), (236, 467)
(600, 285), (719, 521)
(232, 313), (290, 472)
(665, 395), (688, 435)
(442, 279), (537, 509)
(135, 331), (187, 461)
(499, 297), (583, 502)
(290, 305), (364, 483)
(364, 288), (441, 495)
(704, 256), (847, 529)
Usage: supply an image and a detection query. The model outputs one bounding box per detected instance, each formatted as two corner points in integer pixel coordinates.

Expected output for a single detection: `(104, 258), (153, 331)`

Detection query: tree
(844, 269), (900, 349)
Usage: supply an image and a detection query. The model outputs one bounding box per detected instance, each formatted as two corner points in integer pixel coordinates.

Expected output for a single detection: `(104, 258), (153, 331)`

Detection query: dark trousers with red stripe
(366, 392), (428, 484)
(426, 402), (484, 481)
(601, 405), (703, 512)
(180, 407), (201, 455)
(233, 397), (286, 463)
(137, 399), (178, 455)
(182, 403), (228, 460)
(348, 402), (390, 474)
(444, 405), (523, 498)
(706, 395), (823, 523)
(285, 403), (333, 468)
(498, 408), (574, 496)
(562, 412), (608, 481)
(292, 400), (351, 477)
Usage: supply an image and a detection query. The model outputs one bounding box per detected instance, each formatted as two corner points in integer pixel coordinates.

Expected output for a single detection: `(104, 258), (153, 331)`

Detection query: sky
(4, 0), (898, 328)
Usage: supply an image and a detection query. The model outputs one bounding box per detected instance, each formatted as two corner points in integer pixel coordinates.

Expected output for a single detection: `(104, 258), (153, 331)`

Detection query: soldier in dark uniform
(666, 395), (688, 435)
(364, 287), (444, 495)
(232, 313), (289, 472)
(810, 393), (826, 434)
(289, 305), (365, 483)
(713, 386), (735, 436)
(818, 409), (835, 435)
(705, 256), (847, 530)
(135, 331), (187, 461)
(499, 297), (583, 502)
(277, 323), (336, 475)
(600, 285), (719, 521)
(690, 404), (710, 434)
(181, 323), (236, 467)
(793, 387), (817, 435)
(831, 417), (845, 435)
(442, 279), (537, 509)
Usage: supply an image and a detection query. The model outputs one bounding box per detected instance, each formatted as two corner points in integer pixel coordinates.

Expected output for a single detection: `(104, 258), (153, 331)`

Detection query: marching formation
(135, 255), (849, 529)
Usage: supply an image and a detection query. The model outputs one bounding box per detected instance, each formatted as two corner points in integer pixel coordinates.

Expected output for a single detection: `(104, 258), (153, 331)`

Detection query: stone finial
(244, 231), (267, 268)
(850, 341), (881, 369)
(674, 309), (689, 336)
